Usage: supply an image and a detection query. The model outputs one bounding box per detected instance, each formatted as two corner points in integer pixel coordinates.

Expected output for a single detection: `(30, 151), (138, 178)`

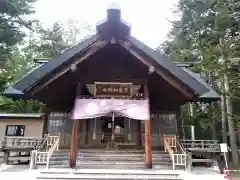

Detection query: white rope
(111, 112), (115, 141)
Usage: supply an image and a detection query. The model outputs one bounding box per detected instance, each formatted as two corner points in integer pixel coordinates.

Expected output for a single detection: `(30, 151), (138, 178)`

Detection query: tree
(0, 48), (44, 113)
(160, 0), (240, 165)
(0, 0), (37, 67)
(0, 19), (94, 113)
(25, 19), (95, 58)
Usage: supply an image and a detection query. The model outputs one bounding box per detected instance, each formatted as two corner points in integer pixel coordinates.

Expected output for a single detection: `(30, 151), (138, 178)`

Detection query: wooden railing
(46, 133), (60, 150)
(35, 151), (48, 165)
(46, 135), (60, 168)
(30, 133), (60, 169)
(164, 134), (189, 170)
(36, 135), (48, 151)
(1, 137), (43, 149)
(181, 139), (219, 150)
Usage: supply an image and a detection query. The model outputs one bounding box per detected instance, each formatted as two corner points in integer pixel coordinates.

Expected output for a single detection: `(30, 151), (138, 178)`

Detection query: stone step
(49, 165), (151, 169)
(37, 172), (182, 180)
(46, 164), (182, 170)
(51, 154), (170, 160)
(48, 149), (173, 170)
(52, 152), (168, 157)
(57, 149), (145, 151)
(54, 149), (166, 154)
(39, 169), (180, 175)
(50, 155), (171, 161)
(49, 160), (172, 166)
(53, 151), (168, 154)
(50, 154), (167, 158)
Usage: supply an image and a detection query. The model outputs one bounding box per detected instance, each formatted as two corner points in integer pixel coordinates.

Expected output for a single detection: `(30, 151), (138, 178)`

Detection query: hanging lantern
(128, 118), (131, 141)
(151, 114), (155, 119)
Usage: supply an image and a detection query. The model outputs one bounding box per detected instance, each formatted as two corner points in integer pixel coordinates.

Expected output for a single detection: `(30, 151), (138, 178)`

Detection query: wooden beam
(76, 77), (147, 85)
(118, 40), (195, 100)
(69, 119), (79, 168)
(144, 85), (152, 169)
(30, 40), (108, 96)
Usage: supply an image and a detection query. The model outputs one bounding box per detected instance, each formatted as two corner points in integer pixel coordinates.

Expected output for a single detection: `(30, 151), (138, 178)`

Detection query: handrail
(46, 135), (60, 168)
(36, 135), (48, 151)
(46, 133), (60, 150)
(164, 134), (189, 170)
(164, 136), (174, 158)
(176, 138), (185, 153)
(30, 133), (60, 169)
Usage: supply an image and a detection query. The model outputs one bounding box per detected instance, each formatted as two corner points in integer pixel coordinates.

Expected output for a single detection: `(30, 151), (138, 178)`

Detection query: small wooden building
(3, 7), (219, 168)
(0, 113), (44, 143)
(0, 113), (44, 159)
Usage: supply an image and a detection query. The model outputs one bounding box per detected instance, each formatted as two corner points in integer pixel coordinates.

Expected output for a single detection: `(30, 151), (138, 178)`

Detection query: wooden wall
(48, 112), (177, 149)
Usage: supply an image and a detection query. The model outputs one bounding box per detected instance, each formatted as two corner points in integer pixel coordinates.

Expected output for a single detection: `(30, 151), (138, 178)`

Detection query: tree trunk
(224, 73), (239, 165)
(209, 103), (217, 140)
(220, 84), (228, 144)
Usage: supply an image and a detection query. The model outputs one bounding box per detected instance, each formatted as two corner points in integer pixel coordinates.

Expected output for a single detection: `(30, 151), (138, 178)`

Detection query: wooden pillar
(144, 85), (152, 169)
(69, 120), (79, 168)
(176, 108), (183, 139)
(69, 83), (81, 168)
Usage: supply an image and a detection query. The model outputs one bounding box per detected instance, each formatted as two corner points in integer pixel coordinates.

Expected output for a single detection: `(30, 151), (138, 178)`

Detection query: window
(5, 125), (25, 136)
(50, 120), (63, 127)
(49, 120), (64, 133)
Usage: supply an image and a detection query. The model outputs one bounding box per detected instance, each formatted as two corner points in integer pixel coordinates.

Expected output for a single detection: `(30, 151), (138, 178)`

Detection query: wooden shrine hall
(3, 6), (220, 169)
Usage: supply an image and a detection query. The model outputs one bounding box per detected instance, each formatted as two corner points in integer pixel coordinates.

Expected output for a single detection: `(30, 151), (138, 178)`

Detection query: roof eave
(2, 86), (29, 100)
(12, 34), (101, 93)
(127, 36), (209, 96)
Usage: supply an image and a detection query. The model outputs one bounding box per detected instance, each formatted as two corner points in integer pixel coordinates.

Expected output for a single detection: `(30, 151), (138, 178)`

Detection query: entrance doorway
(101, 116), (125, 143)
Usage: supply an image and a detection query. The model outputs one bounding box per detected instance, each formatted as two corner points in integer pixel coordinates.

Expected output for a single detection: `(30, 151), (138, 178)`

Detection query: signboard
(220, 143), (229, 169)
(220, 143), (228, 152)
(94, 82), (132, 97)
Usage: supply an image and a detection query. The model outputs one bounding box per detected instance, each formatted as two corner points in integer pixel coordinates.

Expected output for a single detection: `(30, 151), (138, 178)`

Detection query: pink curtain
(71, 98), (150, 120)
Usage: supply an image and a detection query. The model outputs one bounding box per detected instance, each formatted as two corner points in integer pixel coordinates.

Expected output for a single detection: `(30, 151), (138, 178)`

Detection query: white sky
(34, 0), (178, 48)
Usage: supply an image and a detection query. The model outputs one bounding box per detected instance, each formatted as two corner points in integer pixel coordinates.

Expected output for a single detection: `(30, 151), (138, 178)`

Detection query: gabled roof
(13, 35), (100, 91)
(128, 37), (208, 95)
(3, 63), (219, 102)
(4, 7), (211, 100)
(12, 35), (208, 96)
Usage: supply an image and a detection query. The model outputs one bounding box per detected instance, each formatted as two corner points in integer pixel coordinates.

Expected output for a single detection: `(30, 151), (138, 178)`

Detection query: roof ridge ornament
(107, 2), (121, 22)
(96, 4), (130, 37)
(107, 2), (121, 10)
